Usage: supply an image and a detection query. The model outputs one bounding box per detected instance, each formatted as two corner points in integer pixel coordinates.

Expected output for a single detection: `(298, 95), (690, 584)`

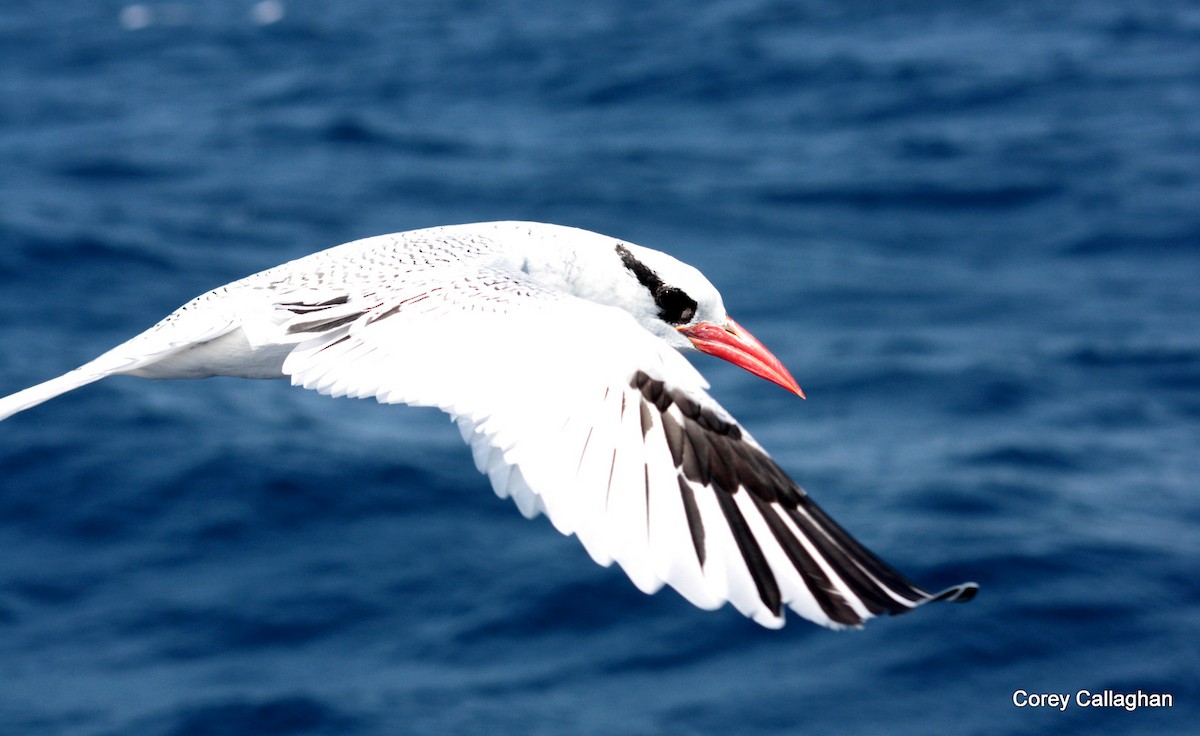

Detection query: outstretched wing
(275, 264), (976, 628)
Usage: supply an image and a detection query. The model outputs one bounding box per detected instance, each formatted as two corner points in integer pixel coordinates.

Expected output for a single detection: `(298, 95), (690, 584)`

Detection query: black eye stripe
(615, 243), (662, 292)
(615, 244), (699, 325)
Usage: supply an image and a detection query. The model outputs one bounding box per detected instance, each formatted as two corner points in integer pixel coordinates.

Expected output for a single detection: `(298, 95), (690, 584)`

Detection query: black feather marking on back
(629, 370), (958, 622)
(747, 494), (865, 625)
(631, 371), (790, 505)
(315, 334), (353, 354)
(605, 448), (618, 508)
(644, 463), (653, 542)
(789, 497), (929, 608)
(713, 488), (783, 616)
(577, 427), (595, 476)
(286, 311), (366, 335)
(279, 294), (351, 313)
(639, 400), (655, 438)
(659, 405), (687, 469)
(677, 474), (706, 568)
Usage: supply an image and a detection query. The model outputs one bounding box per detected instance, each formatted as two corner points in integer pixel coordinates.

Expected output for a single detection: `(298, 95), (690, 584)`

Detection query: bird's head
(609, 239), (804, 398)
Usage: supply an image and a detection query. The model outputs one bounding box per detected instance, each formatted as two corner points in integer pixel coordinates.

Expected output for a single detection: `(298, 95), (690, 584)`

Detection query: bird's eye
(614, 243), (698, 325)
(656, 287), (697, 325)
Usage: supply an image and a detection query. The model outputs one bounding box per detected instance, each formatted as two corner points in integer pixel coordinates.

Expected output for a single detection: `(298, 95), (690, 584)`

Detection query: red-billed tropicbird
(0, 221), (976, 628)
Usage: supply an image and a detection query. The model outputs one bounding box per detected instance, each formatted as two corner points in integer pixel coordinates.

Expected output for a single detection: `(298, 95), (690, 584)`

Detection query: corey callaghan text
(1012, 689), (1173, 713)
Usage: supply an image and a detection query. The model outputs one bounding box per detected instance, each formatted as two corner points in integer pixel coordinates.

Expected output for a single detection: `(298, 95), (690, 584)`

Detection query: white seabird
(0, 221), (976, 628)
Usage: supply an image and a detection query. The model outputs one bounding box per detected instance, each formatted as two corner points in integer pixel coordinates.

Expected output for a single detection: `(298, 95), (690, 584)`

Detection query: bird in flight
(0, 221), (976, 629)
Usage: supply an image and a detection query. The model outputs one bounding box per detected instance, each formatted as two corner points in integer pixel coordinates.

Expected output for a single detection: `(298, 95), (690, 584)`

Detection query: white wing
(0, 224), (975, 628)
(272, 263), (976, 629)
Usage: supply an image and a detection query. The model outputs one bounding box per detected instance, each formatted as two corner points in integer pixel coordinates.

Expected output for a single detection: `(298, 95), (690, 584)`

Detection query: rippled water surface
(1, 2), (1197, 734)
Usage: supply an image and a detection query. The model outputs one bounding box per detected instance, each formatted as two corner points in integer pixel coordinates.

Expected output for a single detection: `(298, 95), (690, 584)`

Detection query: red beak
(678, 318), (805, 398)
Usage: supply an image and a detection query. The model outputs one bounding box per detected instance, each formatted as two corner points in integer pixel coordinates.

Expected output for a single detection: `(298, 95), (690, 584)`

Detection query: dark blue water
(2, 2), (1197, 734)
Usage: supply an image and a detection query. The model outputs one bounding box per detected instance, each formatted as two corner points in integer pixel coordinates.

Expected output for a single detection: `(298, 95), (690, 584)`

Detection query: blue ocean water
(1, 1), (1198, 734)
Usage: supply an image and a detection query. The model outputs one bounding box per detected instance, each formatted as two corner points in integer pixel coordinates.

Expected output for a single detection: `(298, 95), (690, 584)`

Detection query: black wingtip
(929, 582), (979, 603)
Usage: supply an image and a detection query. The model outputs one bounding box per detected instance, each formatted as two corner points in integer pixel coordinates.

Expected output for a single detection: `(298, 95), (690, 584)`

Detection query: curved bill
(678, 318), (805, 398)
